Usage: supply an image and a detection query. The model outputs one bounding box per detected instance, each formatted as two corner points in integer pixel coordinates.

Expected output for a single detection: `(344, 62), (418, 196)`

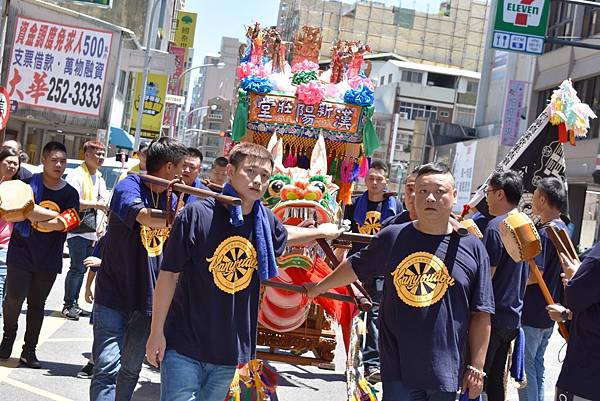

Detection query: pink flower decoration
(237, 62), (255, 80)
(251, 64), (268, 78)
(296, 81), (325, 105)
(348, 75), (374, 91)
(237, 62), (268, 80)
(291, 60), (320, 74)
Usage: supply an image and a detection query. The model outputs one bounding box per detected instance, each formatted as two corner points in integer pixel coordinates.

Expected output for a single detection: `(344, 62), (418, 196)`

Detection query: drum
(0, 180), (35, 222)
(461, 219), (483, 240)
(499, 211), (542, 262)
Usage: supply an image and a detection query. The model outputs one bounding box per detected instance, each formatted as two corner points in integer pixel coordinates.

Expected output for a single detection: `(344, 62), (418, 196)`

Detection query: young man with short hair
(0, 142), (80, 368)
(482, 170), (529, 401)
(181, 147), (209, 203)
(342, 160), (400, 383)
(146, 143), (343, 401)
(90, 137), (188, 401)
(308, 162), (494, 401)
(518, 177), (568, 401)
(209, 156), (228, 186)
(63, 141), (109, 320)
(382, 167), (418, 228)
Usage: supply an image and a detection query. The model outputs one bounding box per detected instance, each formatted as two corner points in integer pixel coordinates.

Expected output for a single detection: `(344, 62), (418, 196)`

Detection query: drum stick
(316, 238), (373, 312)
(546, 226), (575, 266)
(557, 228), (579, 262)
(261, 280), (355, 304)
(129, 172), (241, 206)
(527, 259), (569, 341)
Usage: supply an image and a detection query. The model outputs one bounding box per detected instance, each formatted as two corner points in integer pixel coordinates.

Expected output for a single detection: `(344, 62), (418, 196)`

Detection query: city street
(0, 258), (567, 401)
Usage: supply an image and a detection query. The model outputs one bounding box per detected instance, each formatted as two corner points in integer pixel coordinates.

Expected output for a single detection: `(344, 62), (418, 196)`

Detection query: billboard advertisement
(7, 16), (113, 117)
(131, 72), (168, 139)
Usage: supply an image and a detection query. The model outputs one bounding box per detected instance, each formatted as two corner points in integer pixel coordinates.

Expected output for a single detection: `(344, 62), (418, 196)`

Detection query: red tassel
(460, 204), (471, 220)
(558, 123), (568, 143)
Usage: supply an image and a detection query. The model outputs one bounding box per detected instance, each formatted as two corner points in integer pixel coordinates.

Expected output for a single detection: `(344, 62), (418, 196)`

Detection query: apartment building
(278, 0), (489, 71)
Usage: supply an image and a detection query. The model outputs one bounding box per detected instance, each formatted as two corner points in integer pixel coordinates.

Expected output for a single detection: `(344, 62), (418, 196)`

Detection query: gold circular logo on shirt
(391, 251), (455, 308)
(34, 200), (61, 233)
(140, 226), (170, 257)
(358, 210), (381, 235)
(206, 235), (257, 294)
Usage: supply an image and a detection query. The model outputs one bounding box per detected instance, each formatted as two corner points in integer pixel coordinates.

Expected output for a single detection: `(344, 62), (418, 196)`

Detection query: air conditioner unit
(398, 112), (409, 119)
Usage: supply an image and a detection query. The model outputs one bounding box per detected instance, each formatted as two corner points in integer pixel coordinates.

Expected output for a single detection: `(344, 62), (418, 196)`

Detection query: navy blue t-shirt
(522, 219), (567, 329)
(472, 211), (490, 234)
(7, 179), (79, 273)
(183, 177), (210, 204)
(345, 197), (400, 255)
(161, 198), (287, 366)
(348, 222), (494, 392)
(94, 175), (176, 315)
(381, 210), (412, 229)
(483, 214), (530, 330)
(556, 241), (600, 400)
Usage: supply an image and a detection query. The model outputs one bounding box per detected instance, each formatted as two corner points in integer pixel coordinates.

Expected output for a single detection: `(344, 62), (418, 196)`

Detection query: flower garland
(548, 79), (597, 142)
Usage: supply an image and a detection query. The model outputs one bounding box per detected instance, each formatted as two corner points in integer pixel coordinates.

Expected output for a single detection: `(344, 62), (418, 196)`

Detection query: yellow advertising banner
(131, 72), (168, 139)
(174, 10), (197, 48)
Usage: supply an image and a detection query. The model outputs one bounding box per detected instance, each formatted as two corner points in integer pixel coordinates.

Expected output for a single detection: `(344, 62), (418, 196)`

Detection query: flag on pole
(464, 80), (596, 218)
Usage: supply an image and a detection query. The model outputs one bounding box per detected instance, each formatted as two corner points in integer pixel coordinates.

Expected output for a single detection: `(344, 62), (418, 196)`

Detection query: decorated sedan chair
(225, 23), (381, 401)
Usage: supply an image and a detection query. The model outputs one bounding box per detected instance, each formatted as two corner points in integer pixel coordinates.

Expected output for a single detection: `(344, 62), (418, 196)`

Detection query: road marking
(2, 376), (74, 401)
(0, 308), (74, 401)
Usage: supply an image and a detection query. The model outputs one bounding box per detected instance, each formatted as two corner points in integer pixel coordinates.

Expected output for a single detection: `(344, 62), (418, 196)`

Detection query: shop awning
(109, 127), (134, 150)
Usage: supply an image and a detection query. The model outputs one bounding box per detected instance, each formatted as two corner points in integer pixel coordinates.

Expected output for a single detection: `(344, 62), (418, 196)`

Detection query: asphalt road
(0, 258), (567, 401)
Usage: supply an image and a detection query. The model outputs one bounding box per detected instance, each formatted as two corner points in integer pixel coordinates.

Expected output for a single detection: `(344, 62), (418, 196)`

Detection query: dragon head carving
(262, 133), (339, 226)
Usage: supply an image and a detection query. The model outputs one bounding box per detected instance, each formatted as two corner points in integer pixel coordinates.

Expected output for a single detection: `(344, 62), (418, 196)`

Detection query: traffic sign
(165, 94), (185, 106)
(0, 87), (10, 130)
(492, 0), (550, 55)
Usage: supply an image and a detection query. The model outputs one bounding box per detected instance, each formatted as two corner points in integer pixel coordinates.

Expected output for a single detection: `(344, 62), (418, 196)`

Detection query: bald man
(2, 140), (32, 180)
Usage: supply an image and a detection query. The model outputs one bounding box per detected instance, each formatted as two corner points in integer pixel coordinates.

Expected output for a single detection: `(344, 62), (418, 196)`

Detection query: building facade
(278, 0), (489, 72)
(371, 59), (480, 185)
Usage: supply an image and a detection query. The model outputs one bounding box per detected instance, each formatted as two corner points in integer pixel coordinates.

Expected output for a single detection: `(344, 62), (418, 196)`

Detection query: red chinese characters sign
(248, 93), (364, 142)
(8, 16), (113, 117)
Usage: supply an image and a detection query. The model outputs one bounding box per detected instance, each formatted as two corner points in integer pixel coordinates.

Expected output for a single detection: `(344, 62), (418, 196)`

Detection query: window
(398, 102), (438, 120)
(455, 107), (475, 128)
(117, 70), (127, 95)
(380, 76), (385, 86)
(401, 70), (422, 84)
(440, 111), (450, 118)
(388, 74), (393, 84)
(427, 72), (456, 89)
(466, 81), (478, 93)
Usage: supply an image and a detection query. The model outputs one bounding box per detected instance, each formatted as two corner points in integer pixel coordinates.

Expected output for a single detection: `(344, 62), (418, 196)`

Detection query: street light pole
(133, 0), (162, 152)
(168, 62), (225, 139)
(182, 105), (217, 145)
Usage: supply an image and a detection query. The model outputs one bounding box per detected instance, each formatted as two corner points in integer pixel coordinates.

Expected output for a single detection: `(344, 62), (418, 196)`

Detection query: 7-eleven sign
(494, 0), (550, 37)
(505, 0), (544, 27)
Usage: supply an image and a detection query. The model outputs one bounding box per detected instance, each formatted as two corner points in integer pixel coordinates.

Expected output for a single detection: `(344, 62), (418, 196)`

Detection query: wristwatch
(560, 309), (570, 323)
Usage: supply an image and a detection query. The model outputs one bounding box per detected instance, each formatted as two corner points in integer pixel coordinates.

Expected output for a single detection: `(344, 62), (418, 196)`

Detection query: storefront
(0, 0), (134, 163)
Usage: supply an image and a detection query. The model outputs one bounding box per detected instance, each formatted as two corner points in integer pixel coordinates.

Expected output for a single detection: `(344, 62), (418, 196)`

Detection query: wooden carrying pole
(316, 238), (373, 312)
(261, 280), (355, 304)
(128, 172), (241, 206)
(527, 259), (570, 341)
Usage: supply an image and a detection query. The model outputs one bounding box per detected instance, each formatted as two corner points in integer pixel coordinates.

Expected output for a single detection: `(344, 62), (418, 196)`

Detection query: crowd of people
(0, 136), (598, 401)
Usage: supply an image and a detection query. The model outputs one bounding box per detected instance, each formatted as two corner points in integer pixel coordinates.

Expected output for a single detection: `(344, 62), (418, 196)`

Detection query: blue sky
(185, 0), (443, 81)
